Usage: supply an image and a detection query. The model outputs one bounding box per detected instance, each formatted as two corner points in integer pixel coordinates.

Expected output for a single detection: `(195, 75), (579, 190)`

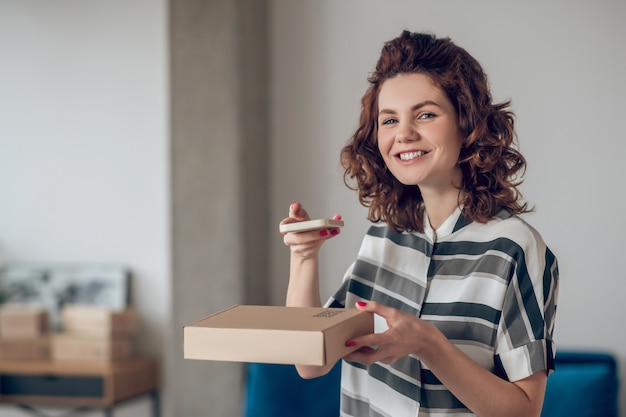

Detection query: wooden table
(0, 357), (159, 417)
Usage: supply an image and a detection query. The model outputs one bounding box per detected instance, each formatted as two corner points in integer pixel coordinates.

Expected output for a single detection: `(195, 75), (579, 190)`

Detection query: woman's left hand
(344, 300), (436, 365)
(344, 302), (548, 417)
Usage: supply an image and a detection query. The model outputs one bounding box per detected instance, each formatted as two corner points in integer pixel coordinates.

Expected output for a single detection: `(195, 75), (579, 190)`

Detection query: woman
(280, 31), (559, 417)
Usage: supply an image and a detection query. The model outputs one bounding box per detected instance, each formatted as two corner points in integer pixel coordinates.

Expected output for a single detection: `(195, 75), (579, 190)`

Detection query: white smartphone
(279, 218), (344, 233)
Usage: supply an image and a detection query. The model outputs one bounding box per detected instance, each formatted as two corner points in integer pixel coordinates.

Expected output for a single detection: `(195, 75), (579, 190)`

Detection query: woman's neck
(421, 186), (463, 230)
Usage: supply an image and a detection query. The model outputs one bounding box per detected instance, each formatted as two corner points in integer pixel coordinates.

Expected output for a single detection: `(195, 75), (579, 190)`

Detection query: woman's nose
(395, 121), (418, 143)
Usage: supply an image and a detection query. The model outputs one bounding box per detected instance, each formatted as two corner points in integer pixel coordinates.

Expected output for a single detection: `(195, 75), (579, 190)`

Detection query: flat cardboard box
(51, 334), (132, 362)
(184, 305), (374, 366)
(0, 305), (49, 339)
(0, 337), (51, 360)
(61, 305), (137, 338)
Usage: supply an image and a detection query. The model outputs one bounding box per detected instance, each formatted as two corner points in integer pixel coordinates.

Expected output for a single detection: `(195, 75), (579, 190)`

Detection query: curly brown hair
(340, 31), (529, 233)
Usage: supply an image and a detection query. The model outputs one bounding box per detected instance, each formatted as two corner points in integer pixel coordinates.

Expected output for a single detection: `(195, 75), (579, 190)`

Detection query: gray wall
(170, 0), (269, 415)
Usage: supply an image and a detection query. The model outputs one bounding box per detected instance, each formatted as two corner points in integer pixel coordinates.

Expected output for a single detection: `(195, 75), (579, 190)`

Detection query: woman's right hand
(279, 202), (341, 259)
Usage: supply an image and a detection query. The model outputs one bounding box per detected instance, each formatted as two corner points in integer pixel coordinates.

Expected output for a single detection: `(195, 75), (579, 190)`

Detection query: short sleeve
(494, 231), (559, 382)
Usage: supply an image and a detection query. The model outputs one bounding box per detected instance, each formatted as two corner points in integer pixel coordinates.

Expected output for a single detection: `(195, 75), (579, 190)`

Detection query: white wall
(269, 0), (626, 414)
(0, 1), (169, 416)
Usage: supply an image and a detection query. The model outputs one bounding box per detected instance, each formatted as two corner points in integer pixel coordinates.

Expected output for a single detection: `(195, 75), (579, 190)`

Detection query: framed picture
(0, 262), (130, 330)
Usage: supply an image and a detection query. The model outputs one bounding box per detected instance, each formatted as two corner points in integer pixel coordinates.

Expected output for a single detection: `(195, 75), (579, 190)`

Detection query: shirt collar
(423, 206), (463, 241)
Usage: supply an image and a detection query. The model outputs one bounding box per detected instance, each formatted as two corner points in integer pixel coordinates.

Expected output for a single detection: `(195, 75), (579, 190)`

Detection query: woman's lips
(398, 150), (428, 161)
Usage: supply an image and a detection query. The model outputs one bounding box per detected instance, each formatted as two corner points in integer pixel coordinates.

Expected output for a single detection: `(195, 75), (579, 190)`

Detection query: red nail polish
(346, 341), (356, 347)
(330, 228), (339, 235)
(356, 301), (367, 307)
(319, 229), (329, 236)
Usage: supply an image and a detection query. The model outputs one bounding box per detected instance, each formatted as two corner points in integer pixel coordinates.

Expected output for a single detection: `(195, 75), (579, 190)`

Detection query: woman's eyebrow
(378, 100), (441, 116)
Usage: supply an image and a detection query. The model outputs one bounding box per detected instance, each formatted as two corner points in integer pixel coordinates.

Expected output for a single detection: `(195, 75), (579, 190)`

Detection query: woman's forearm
(286, 252), (337, 378)
(286, 252), (322, 307)
(419, 327), (547, 417)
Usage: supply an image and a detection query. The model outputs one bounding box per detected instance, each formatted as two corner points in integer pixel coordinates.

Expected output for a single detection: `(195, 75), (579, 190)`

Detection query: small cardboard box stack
(52, 305), (137, 362)
(0, 305), (51, 360)
(184, 305), (374, 366)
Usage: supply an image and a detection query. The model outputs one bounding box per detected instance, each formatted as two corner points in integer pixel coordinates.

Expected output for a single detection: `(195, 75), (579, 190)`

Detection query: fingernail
(330, 228), (339, 236)
(333, 214), (341, 220)
(356, 301), (367, 307)
(319, 229), (329, 236)
(345, 341), (356, 347)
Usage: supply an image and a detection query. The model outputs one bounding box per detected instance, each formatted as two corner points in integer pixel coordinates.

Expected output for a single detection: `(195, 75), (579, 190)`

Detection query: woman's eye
(418, 112), (436, 120)
(381, 118), (397, 125)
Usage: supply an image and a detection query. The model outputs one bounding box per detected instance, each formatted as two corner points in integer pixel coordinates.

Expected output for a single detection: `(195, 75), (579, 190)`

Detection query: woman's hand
(281, 201), (343, 379)
(344, 301), (435, 365)
(280, 202), (342, 259)
(344, 301), (548, 417)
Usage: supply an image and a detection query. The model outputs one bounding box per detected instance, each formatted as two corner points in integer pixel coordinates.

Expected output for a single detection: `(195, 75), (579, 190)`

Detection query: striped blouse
(327, 207), (559, 417)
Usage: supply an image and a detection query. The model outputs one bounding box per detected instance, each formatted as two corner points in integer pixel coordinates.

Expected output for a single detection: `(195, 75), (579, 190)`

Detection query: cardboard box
(0, 305), (49, 339)
(51, 334), (132, 362)
(0, 337), (51, 360)
(184, 305), (374, 366)
(62, 305), (137, 338)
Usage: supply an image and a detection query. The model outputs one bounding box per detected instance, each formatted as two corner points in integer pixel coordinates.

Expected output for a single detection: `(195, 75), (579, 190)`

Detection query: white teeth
(399, 151), (424, 160)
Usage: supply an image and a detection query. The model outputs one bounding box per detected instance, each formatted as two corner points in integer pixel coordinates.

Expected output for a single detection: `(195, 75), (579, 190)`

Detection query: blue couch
(243, 351), (619, 417)
(541, 351), (619, 417)
(244, 361), (341, 417)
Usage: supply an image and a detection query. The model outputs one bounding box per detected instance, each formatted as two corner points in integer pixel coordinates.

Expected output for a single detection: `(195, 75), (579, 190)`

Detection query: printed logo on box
(312, 310), (344, 319)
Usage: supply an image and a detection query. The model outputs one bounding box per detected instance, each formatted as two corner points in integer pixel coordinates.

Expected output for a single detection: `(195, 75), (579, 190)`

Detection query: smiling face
(377, 73), (464, 193)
